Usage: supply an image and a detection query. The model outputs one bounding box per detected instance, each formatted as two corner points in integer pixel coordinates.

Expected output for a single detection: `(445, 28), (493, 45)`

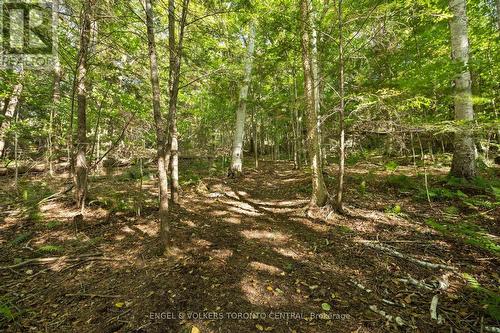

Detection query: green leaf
(321, 303), (331, 311)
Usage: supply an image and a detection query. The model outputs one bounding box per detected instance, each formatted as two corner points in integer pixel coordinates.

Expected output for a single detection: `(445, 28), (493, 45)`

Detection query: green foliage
(420, 187), (467, 201)
(385, 204), (404, 216)
(46, 220), (62, 229)
(426, 219), (500, 255)
(37, 244), (64, 253)
(386, 174), (417, 191)
(0, 297), (18, 323)
(462, 273), (500, 321)
(122, 164), (151, 181)
(11, 232), (31, 245)
(384, 161), (399, 172)
(444, 206), (459, 215)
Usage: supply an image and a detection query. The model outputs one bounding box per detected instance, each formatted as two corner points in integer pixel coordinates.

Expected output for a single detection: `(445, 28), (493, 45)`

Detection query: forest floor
(0, 160), (499, 332)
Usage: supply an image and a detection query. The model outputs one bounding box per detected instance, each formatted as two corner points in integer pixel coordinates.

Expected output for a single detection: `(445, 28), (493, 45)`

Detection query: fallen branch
(369, 305), (405, 326)
(398, 275), (434, 291)
(430, 294), (444, 324)
(65, 293), (121, 298)
(0, 253), (126, 270)
(37, 184), (74, 206)
(360, 241), (457, 271)
(352, 280), (372, 293)
(485, 327), (500, 333)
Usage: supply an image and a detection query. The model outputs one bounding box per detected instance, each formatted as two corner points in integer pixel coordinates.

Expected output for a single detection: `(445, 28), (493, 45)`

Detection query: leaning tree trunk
(300, 0), (328, 207)
(145, 0), (170, 246)
(74, 0), (94, 210)
(449, 0), (476, 179)
(0, 80), (23, 158)
(229, 22), (256, 177)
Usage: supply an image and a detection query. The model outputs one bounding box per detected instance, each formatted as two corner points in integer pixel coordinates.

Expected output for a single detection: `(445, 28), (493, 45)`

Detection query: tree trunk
(309, 7), (323, 168)
(14, 107), (19, 186)
(229, 22), (256, 177)
(496, 0), (500, 31)
(300, 0), (328, 207)
(252, 108), (258, 168)
(336, 0), (346, 213)
(75, 0), (94, 210)
(449, 0), (476, 179)
(0, 80), (23, 158)
(145, 0), (170, 247)
(48, 55), (61, 176)
(166, 0), (189, 204)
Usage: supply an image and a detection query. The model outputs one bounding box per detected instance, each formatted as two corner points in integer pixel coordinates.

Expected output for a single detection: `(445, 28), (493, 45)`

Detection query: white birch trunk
(0, 81), (23, 158)
(449, 0), (476, 179)
(229, 22), (256, 176)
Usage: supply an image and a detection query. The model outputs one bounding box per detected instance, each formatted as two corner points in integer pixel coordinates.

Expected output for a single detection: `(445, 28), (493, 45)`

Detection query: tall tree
(335, 0), (346, 213)
(449, 0), (476, 179)
(144, 0), (170, 246)
(229, 21), (256, 177)
(48, 26), (61, 177)
(74, 0), (94, 209)
(0, 79), (23, 158)
(166, 0), (190, 203)
(300, 0), (328, 207)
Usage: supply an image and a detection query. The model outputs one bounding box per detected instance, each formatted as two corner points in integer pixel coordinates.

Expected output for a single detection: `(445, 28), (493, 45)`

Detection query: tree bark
(229, 21), (256, 177)
(300, 0), (328, 207)
(166, 0), (189, 204)
(74, 0), (94, 210)
(496, 0), (500, 31)
(48, 54), (61, 176)
(0, 80), (23, 158)
(335, 0), (346, 213)
(145, 0), (170, 246)
(449, 0), (476, 179)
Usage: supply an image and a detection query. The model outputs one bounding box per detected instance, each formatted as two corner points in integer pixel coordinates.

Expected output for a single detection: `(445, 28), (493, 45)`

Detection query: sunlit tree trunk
(449, 0), (476, 179)
(14, 107), (20, 186)
(252, 108), (258, 168)
(74, 0), (94, 210)
(0, 80), (23, 158)
(300, 0), (328, 207)
(292, 71), (302, 169)
(166, 0), (189, 203)
(229, 22), (256, 177)
(309, 7), (323, 168)
(48, 55), (61, 176)
(335, 0), (346, 213)
(145, 0), (169, 246)
(496, 0), (500, 31)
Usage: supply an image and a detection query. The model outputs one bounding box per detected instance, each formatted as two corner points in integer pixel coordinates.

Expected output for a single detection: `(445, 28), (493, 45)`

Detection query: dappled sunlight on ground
(0, 161), (498, 332)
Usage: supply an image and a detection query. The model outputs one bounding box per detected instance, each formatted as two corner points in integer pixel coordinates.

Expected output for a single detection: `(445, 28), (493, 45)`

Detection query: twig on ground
(65, 293), (122, 298)
(352, 280), (372, 293)
(398, 275), (434, 291)
(369, 305), (405, 326)
(430, 294), (444, 324)
(359, 241), (457, 271)
(0, 253), (129, 270)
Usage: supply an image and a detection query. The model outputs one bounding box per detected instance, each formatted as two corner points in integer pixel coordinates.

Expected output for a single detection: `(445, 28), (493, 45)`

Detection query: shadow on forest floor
(0, 160), (499, 332)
